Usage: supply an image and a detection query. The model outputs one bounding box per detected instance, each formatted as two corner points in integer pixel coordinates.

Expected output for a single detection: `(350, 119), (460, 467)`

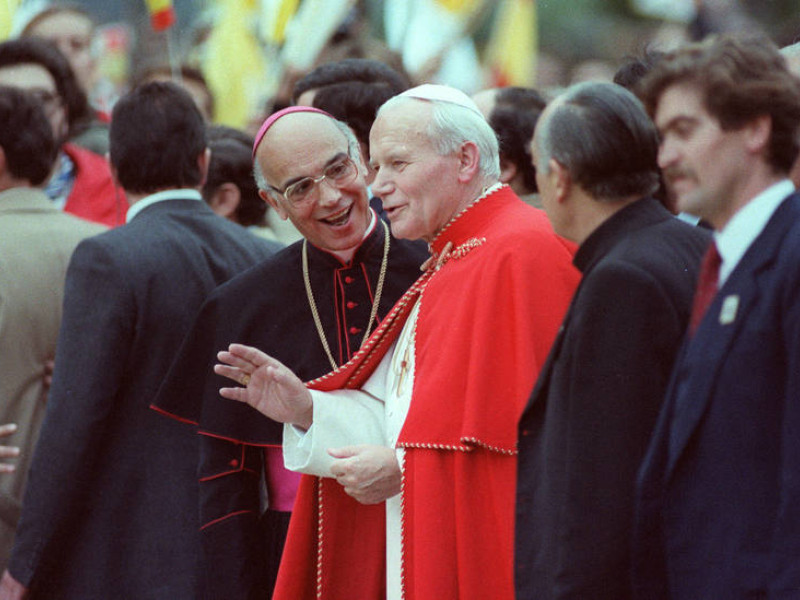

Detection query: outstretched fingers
(214, 363), (248, 387)
(226, 344), (271, 367)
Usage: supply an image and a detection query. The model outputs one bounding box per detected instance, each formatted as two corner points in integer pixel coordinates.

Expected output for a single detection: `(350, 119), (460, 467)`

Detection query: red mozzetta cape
(274, 186), (579, 600)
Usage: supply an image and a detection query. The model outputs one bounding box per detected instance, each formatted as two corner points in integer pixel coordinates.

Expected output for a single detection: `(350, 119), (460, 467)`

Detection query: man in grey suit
(0, 82), (279, 599)
(515, 81), (709, 600)
(0, 85), (106, 571)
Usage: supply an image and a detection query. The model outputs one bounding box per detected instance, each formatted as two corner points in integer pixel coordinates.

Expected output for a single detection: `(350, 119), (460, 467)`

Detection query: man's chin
(387, 220), (414, 241)
(675, 189), (706, 216)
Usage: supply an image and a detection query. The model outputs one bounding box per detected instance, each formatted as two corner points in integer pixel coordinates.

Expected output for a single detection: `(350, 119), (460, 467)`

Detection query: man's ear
(197, 147), (212, 187)
(207, 182), (241, 220)
(549, 159), (572, 203)
(456, 140), (481, 182)
(744, 114), (772, 156)
(106, 153), (121, 189)
(258, 188), (289, 221)
(499, 156), (518, 185)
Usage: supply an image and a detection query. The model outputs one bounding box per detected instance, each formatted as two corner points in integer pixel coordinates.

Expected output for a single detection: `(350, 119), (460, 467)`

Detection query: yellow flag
(0, 0), (21, 41)
(485, 0), (537, 87)
(435, 0), (480, 14)
(203, 0), (266, 128)
(261, 0), (300, 45)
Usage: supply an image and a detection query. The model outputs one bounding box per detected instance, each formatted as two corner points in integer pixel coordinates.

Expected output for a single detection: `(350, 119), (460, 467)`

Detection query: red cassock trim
(150, 403), (198, 426)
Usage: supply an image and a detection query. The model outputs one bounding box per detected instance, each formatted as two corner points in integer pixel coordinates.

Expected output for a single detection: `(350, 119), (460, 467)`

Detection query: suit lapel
(665, 195), (797, 478)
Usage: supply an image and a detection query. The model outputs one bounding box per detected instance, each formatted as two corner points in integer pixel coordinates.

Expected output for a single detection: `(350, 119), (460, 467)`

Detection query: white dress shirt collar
(126, 189), (203, 223)
(715, 179), (794, 286)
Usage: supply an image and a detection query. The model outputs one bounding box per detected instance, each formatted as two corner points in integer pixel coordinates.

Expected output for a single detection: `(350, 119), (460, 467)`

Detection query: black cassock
(153, 218), (427, 600)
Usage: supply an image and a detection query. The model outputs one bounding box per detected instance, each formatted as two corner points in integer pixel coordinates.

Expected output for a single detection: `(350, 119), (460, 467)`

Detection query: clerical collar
(324, 207), (377, 264)
(126, 189), (203, 223)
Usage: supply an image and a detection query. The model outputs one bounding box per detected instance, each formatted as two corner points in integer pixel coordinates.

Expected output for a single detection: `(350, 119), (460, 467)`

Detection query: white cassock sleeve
(283, 341), (395, 478)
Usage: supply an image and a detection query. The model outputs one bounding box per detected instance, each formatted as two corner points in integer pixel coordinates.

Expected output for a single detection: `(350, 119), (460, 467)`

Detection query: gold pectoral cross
(395, 344), (411, 397)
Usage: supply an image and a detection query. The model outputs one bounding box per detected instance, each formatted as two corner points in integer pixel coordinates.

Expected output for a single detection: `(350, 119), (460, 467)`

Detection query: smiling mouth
(384, 205), (404, 219)
(321, 205), (352, 226)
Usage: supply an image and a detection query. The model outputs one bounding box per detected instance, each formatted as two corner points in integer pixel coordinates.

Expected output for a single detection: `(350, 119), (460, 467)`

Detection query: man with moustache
(214, 84), (579, 600)
(153, 106), (428, 599)
(633, 34), (800, 599)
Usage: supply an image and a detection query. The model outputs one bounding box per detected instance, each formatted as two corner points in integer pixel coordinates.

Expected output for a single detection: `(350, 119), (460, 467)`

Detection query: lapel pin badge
(719, 294), (739, 325)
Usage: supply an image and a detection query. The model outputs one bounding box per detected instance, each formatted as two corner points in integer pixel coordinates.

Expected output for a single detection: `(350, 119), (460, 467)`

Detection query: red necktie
(689, 242), (721, 336)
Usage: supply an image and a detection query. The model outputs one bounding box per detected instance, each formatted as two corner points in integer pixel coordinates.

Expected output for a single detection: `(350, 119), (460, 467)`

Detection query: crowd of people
(0, 2), (799, 600)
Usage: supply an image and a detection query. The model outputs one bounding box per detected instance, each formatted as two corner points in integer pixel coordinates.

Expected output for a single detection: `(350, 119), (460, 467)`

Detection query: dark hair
(0, 85), (57, 185)
(536, 81), (660, 200)
(489, 87), (547, 194)
(203, 125), (267, 227)
(292, 59), (409, 152)
(133, 64), (215, 120)
(613, 48), (666, 91)
(638, 34), (800, 173)
(109, 81), (207, 194)
(0, 37), (91, 139)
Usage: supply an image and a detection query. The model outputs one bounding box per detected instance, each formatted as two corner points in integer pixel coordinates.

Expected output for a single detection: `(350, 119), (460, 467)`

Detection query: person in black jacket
(515, 81), (710, 600)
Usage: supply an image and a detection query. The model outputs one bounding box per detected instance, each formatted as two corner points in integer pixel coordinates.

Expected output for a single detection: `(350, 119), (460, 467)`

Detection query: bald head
(252, 110), (372, 258)
(253, 110), (360, 193)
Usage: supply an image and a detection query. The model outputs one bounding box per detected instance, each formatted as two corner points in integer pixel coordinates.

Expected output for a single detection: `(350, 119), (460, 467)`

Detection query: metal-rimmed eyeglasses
(271, 152), (358, 206)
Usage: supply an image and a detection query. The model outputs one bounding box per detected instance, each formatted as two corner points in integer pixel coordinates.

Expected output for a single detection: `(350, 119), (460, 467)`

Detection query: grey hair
(377, 95), (501, 181)
(534, 81), (660, 201)
(253, 118), (362, 197)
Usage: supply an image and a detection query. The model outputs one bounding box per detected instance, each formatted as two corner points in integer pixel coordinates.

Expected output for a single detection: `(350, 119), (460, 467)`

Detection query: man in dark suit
(632, 34), (800, 599)
(515, 81), (709, 600)
(0, 82), (279, 599)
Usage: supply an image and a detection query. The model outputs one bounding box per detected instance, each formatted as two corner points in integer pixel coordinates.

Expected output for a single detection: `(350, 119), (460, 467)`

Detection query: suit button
(344, 276), (354, 284)
(347, 301), (358, 309)
(229, 459), (239, 467)
(349, 326), (362, 335)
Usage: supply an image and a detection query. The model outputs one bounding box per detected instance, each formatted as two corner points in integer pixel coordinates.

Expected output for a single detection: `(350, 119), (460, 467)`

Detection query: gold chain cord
(302, 219), (391, 371)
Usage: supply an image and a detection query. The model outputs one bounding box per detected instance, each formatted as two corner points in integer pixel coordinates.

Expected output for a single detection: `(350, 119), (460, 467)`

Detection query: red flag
(145, 0), (176, 31)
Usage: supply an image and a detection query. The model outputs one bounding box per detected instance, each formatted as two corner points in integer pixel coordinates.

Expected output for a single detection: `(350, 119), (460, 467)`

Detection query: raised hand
(215, 344), (313, 429)
(328, 445), (402, 504)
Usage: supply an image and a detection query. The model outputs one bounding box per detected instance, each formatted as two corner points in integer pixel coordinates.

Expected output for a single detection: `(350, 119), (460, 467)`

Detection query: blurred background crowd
(2, 0), (798, 137)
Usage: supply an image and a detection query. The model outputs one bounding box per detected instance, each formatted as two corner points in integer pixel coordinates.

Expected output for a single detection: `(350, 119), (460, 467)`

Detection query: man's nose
(370, 169), (390, 197)
(658, 138), (677, 170)
(317, 178), (341, 205)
